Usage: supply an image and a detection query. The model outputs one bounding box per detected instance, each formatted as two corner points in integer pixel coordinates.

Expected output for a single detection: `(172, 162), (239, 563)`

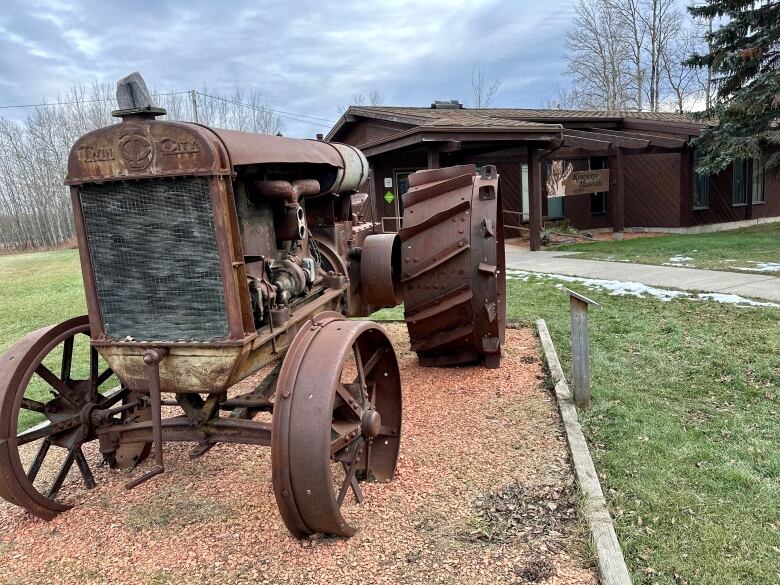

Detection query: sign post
(563, 288), (601, 409)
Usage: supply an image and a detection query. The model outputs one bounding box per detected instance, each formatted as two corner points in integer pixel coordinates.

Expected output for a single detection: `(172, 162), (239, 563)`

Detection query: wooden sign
(565, 169), (610, 196)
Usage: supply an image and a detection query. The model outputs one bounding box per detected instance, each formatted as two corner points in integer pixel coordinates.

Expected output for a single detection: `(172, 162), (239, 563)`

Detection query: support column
(528, 146), (543, 251)
(679, 144), (693, 227)
(609, 146), (625, 239)
(427, 149), (440, 169)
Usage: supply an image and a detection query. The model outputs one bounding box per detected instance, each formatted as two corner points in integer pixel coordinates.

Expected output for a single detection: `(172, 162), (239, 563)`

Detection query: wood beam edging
(536, 319), (633, 585)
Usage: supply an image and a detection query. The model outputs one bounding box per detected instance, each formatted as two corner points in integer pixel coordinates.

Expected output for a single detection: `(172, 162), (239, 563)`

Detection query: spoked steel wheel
(0, 316), (150, 519)
(272, 312), (402, 538)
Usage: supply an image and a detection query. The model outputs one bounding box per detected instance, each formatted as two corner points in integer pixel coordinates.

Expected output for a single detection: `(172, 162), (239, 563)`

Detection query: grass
(374, 278), (780, 585)
(0, 249), (117, 431)
(552, 222), (780, 275)
(3, 249), (779, 583)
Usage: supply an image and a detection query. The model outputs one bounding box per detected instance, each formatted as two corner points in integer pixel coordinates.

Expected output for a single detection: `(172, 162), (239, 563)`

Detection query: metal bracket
(125, 347), (168, 490)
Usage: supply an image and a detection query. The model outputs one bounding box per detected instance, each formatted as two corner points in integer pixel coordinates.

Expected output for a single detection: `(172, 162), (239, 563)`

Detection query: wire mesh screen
(80, 178), (229, 342)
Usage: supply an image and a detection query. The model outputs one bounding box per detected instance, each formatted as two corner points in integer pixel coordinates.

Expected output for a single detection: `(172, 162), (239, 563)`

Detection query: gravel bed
(0, 325), (596, 585)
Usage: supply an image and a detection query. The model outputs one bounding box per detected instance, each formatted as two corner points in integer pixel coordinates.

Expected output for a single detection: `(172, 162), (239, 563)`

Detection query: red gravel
(0, 325), (596, 585)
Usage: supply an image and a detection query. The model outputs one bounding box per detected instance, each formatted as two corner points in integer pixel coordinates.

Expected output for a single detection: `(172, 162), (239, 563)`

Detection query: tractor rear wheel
(399, 164), (506, 368)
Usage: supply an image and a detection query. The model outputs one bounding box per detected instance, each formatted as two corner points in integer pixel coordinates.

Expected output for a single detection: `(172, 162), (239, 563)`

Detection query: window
(733, 159), (747, 206)
(692, 149), (710, 209)
(752, 157), (765, 204)
(589, 157), (608, 214)
(544, 161), (565, 219)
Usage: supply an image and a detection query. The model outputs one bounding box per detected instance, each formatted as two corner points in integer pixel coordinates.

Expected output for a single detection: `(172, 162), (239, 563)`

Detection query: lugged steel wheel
(271, 312), (402, 538)
(0, 316), (150, 519)
(399, 164), (506, 368)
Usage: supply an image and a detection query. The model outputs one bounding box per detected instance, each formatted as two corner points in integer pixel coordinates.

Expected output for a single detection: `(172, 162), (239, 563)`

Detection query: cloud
(0, 0), (576, 136)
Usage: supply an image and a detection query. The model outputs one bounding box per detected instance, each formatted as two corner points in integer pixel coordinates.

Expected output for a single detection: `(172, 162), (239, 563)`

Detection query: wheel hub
(361, 408), (381, 438)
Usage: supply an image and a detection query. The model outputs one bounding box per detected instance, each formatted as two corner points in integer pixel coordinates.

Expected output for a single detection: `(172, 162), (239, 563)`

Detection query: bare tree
(0, 83), (285, 250)
(661, 18), (708, 113)
(470, 66), (501, 108)
(337, 89), (385, 114)
(606, 0), (647, 110)
(638, 0), (682, 111)
(561, 0), (704, 112)
(543, 85), (588, 110)
(565, 0), (633, 110)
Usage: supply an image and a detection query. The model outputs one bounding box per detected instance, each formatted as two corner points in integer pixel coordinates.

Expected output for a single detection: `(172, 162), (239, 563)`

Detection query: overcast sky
(0, 0), (577, 137)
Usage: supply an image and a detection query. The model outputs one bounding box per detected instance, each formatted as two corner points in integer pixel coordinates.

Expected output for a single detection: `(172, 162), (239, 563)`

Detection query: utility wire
(196, 92), (336, 127)
(0, 90), (337, 129)
(0, 91), (191, 110)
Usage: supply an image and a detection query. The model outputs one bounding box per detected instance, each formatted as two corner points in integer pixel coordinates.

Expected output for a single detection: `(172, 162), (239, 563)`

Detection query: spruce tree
(687, 0), (780, 172)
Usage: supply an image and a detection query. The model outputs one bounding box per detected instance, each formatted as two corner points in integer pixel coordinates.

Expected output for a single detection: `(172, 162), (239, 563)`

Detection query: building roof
(325, 105), (708, 145)
(350, 106), (698, 123)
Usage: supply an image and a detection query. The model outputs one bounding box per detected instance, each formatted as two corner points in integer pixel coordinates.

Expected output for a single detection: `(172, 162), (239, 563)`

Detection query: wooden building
(325, 105), (780, 250)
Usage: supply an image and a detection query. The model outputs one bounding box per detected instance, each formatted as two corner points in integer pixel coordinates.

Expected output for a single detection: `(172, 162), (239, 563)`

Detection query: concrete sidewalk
(505, 245), (780, 302)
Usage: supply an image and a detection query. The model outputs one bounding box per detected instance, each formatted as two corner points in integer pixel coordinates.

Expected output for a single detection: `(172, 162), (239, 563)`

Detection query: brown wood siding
(692, 166), (743, 225)
(750, 167), (780, 219)
(367, 151), (427, 230)
(338, 119), (412, 148)
(623, 153), (681, 227)
(494, 163), (523, 235)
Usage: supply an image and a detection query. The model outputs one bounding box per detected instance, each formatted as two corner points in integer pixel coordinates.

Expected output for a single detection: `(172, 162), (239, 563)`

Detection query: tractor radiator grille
(79, 177), (229, 342)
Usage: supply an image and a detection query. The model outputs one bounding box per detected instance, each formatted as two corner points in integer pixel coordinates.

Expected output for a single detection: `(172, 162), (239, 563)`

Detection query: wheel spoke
(98, 387), (129, 409)
(35, 364), (84, 407)
(336, 443), (363, 508)
(60, 335), (74, 382)
(363, 437), (372, 478)
(353, 343), (367, 394)
(361, 347), (384, 379)
(20, 397), (46, 413)
(74, 447), (96, 489)
(46, 447), (77, 499)
(341, 461), (364, 503)
(335, 384), (363, 419)
(96, 367), (113, 389)
(26, 439), (51, 482)
(17, 416), (80, 446)
(330, 421), (361, 454)
(90, 346), (99, 400)
(17, 423), (57, 446)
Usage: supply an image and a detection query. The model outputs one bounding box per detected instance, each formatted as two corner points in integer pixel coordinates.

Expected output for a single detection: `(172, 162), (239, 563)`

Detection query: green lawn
(0, 249), (95, 431)
(376, 277), (780, 585)
(3, 250), (780, 583)
(552, 222), (780, 276)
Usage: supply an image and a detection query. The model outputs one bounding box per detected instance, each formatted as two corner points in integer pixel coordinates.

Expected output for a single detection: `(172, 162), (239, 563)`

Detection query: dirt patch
(0, 325), (596, 585)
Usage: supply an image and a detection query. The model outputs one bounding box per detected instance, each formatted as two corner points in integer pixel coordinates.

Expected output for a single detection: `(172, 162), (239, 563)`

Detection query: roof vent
(431, 100), (464, 109)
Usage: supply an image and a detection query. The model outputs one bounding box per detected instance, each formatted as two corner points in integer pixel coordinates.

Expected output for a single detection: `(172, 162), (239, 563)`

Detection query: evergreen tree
(687, 1), (780, 172)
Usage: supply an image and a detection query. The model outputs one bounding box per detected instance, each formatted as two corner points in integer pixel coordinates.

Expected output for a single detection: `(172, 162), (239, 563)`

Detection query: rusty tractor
(0, 74), (505, 538)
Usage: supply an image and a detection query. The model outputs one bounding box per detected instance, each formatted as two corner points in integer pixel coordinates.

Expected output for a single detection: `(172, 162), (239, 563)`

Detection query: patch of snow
(668, 256), (693, 262)
(732, 261), (780, 273)
(505, 270), (779, 308)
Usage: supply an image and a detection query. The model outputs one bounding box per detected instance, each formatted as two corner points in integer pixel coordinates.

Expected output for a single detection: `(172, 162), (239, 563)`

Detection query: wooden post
(679, 143), (693, 227)
(427, 149), (440, 170)
(528, 145), (543, 251)
(564, 288), (601, 409)
(609, 146), (624, 240)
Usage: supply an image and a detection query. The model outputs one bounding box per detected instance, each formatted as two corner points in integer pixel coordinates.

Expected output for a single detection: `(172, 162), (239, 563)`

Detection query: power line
(196, 92), (336, 127)
(0, 91), (191, 110)
(0, 90), (337, 129)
